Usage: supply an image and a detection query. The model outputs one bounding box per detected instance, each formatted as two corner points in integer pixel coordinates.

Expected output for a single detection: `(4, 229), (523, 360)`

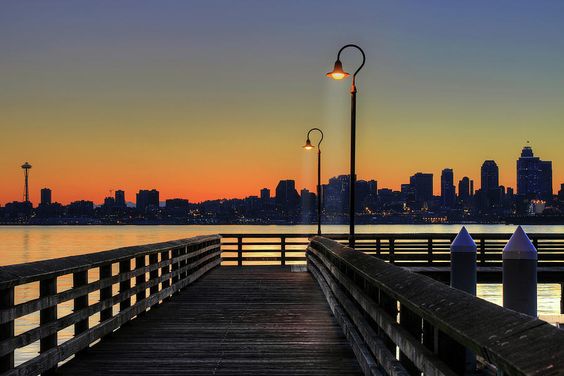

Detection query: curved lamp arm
(337, 44), (366, 80)
(305, 128), (324, 150)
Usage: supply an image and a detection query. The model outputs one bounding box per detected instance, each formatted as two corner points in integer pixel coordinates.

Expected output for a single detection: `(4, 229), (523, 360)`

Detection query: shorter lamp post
(303, 128), (324, 235)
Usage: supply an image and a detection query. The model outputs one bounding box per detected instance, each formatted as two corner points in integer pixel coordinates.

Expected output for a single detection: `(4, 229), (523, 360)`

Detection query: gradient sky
(1, 1), (563, 205)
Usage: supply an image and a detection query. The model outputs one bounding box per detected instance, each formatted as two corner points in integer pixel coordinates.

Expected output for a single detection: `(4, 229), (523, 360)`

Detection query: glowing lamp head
(326, 59), (350, 80)
(303, 139), (314, 150)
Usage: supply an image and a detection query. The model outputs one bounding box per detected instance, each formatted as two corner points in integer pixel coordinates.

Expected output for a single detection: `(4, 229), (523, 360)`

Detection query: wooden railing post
(437, 330), (467, 374)
(171, 248), (180, 286)
(479, 238), (486, 265)
(135, 256), (146, 305)
(389, 238), (395, 264)
(161, 250), (170, 293)
(40, 277), (57, 375)
(399, 304), (422, 374)
(0, 286), (14, 372)
(149, 253), (159, 296)
(99, 264), (113, 322)
(73, 270), (89, 354)
(427, 238), (433, 265)
(119, 259), (131, 311)
(375, 238), (381, 257)
(237, 236), (243, 266)
(180, 246), (188, 281)
(281, 236), (286, 266)
(379, 290), (397, 354)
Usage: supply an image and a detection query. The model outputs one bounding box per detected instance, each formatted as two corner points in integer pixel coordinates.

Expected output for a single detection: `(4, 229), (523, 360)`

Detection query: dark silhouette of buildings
(441, 169), (456, 207)
(410, 173), (433, 207)
(164, 198), (190, 218)
(479, 160), (502, 210)
(40, 188), (52, 206)
(67, 200), (95, 217)
(115, 190), (126, 208)
(275, 180), (300, 213)
(458, 177), (473, 201)
(136, 189), (160, 213)
(517, 145), (553, 201)
(260, 188), (270, 202)
(2, 144), (562, 225)
(481, 160), (499, 192)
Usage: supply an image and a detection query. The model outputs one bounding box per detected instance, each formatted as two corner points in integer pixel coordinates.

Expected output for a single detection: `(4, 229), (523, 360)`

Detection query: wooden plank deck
(57, 266), (362, 375)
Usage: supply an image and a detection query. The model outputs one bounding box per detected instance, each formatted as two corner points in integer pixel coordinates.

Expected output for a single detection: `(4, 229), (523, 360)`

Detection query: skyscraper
(409, 173), (433, 204)
(40, 188), (52, 206)
(458, 177), (472, 201)
(136, 189), (160, 212)
(480, 160), (502, 208)
(115, 190), (126, 208)
(440, 169), (455, 207)
(516, 145), (553, 200)
(481, 160), (499, 192)
(274, 180), (299, 213)
(260, 188), (270, 202)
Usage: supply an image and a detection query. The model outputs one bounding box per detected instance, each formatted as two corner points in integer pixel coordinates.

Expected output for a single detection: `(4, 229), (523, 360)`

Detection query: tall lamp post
(303, 128), (324, 235)
(326, 44), (365, 247)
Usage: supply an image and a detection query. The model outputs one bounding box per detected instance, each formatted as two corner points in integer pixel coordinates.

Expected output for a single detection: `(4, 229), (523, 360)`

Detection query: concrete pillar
(503, 226), (537, 317)
(450, 226), (477, 296)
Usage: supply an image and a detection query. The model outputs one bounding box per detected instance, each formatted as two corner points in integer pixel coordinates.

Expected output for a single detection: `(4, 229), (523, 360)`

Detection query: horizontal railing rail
(220, 232), (564, 267)
(307, 236), (564, 376)
(0, 235), (221, 376)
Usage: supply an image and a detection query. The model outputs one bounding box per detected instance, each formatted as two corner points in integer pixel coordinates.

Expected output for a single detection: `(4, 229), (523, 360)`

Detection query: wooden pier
(57, 266), (361, 375)
(0, 233), (563, 376)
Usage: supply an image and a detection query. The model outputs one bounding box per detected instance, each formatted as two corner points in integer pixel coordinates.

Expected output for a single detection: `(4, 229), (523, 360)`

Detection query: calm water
(1, 224), (562, 365)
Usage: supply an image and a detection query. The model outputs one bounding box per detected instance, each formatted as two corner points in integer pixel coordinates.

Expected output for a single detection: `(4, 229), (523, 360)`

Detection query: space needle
(21, 162), (32, 202)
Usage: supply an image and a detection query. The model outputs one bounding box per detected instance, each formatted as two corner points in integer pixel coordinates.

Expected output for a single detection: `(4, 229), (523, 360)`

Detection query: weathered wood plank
(55, 267), (362, 376)
(309, 236), (564, 376)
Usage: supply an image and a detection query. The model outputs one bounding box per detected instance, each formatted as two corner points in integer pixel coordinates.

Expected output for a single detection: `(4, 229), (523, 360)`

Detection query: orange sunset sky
(1, 2), (563, 205)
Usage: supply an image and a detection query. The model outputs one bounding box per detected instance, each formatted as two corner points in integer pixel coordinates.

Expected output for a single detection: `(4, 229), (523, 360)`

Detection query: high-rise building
(458, 177), (472, 201)
(260, 188), (270, 202)
(481, 160), (499, 192)
(299, 188), (316, 214)
(136, 189), (160, 212)
(440, 169), (456, 207)
(323, 175), (349, 213)
(480, 160), (502, 208)
(274, 180), (299, 213)
(115, 190), (126, 208)
(409, 173), (433, 204)
(517, 145), (553, 201)
(40, 188), (52, 206)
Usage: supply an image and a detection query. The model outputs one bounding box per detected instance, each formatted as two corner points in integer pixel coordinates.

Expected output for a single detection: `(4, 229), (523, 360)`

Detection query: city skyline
(2, 144), (558, 207)
(1, 1), (563, 205)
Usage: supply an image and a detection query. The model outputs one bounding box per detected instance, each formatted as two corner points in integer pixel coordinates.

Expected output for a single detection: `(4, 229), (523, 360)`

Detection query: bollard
(450, 226), (477, 374)
(503, 226), (537, 317)
(450, 226), (477, 296)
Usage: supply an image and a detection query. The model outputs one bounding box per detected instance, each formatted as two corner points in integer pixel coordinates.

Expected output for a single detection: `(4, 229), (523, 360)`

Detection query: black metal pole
(317, 148), (322, 235)
(349, 81), (357, 247)
(331, 44), (364, 248)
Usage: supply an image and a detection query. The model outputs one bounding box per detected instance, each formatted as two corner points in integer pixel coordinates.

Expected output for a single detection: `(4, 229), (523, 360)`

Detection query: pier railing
(0, 235), (221, 375)
(307, 236), (564, 376)
(220, 232), (564, 266)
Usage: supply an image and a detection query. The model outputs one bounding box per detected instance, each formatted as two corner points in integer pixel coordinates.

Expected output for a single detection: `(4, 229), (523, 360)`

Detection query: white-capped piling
(450, 226), (477, 295)
(450, 226), (477, 373)
(502, 226), (537, 316)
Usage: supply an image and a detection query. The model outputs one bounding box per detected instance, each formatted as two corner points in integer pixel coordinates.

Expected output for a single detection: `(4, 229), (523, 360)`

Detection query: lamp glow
(303, 139), (314, 150)
(326, 60), (350, 80)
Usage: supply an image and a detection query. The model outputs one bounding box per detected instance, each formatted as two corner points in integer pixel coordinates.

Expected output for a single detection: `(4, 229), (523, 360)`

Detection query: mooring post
(450, 226), (477, 374)
(503, 226), (537, 317)
(450, 226), (477, 295)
